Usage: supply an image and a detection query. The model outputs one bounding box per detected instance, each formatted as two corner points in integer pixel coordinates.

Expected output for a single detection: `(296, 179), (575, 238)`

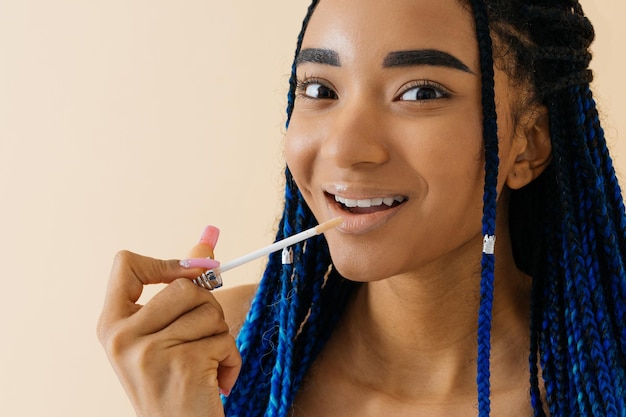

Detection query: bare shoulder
(214, 283), (258, 336)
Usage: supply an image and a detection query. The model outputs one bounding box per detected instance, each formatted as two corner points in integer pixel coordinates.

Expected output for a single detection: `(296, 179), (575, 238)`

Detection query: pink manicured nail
(199, 225), (220, 248)
(219, 388), (231, 397)
(179, 258), (220, 269)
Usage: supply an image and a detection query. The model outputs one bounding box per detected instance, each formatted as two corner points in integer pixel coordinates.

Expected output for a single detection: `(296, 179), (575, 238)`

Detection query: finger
(179, 225), (220, 278)
(173, 332), (242, 394)
(188, 225), (219, 259)
(215, 334), (242, 395)
(160, 298), (229, 343)
(179, 258), (221, 269)
(131, 278), (226, 336)
(100, 251), (189, 324)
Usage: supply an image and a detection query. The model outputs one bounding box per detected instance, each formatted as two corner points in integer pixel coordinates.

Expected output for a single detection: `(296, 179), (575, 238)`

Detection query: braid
(540, 86), (626, 415)
(266, 192), (310, 415)
(474, 0), (626, 415)
(529, 252), (548, 417)
(285, 0), (319, 129)
(223, 174), (296, 416)
(468, 1), (500, 416)
(223, 2), (357, 415)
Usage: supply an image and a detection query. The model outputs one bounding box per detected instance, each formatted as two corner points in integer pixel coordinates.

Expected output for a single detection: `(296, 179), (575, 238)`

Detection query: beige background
(0, 1), (623, 416)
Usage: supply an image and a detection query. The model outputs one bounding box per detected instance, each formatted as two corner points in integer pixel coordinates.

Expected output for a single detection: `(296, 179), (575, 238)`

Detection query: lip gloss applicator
(192, 216), (343, 290)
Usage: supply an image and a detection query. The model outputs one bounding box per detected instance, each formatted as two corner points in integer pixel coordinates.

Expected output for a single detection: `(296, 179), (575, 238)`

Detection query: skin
(285, 0), (550, 416)
(97, 244), (242, 417)
(97, 0), (552, 416)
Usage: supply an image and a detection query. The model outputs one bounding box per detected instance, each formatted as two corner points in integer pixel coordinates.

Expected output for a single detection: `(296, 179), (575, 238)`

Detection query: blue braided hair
(223, 1), (626, 416)
(467, 1), (499, 416)
(472, 0), (626, 415)
(223, 4), (357, 415)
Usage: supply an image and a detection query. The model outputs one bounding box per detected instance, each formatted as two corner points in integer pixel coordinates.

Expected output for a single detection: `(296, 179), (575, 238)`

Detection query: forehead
(302, 0), (478, 71)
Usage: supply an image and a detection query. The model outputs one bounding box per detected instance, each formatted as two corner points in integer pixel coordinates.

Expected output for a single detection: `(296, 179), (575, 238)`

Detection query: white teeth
(334, 194), (406, 208)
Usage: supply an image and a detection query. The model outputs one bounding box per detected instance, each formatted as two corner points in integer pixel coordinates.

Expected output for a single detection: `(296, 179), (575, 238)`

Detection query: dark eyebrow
(383, 49), (473, 74)
(295, 48), (341, 67)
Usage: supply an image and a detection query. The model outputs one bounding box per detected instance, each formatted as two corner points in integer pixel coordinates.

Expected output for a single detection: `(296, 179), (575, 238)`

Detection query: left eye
(398, 85), (446, 101)
(304, 82), (337, 100)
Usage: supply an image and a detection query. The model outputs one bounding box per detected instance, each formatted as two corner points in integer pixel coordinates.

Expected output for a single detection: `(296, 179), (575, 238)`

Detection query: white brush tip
(315, 217), (343, 234)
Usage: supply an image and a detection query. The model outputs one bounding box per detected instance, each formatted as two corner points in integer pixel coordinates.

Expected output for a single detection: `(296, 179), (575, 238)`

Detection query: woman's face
(285, 0), (524, 281)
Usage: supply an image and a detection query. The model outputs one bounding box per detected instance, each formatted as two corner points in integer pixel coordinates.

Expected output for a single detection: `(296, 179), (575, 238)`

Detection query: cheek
(408, 119), (484, 182)
(284, 117), (319, 191)
(416, 117), (486, 223)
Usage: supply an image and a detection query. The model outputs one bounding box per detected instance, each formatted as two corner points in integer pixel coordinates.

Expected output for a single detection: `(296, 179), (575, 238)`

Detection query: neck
(325, 232), (532, 401)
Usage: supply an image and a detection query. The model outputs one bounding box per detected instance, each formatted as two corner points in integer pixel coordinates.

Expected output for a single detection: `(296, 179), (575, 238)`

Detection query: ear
(506, 105), (552, 190)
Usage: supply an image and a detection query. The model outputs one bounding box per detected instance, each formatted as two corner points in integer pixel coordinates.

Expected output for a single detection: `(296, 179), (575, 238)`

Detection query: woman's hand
(97, 227), (241, 417)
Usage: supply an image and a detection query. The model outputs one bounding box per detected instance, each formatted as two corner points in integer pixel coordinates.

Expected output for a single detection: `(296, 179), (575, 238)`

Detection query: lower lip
(326, 198), (405, 235)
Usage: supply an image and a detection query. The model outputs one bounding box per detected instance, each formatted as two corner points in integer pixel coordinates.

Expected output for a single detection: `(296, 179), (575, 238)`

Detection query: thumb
(179, 225), (220, 272)
(188, 225), (220, 259)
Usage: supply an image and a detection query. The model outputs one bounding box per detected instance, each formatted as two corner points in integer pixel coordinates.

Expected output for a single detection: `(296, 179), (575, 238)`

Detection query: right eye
(297, 79), (338, 100)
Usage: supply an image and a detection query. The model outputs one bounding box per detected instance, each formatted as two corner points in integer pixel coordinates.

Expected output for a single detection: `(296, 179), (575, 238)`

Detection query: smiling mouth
(328, 192), (408, 214)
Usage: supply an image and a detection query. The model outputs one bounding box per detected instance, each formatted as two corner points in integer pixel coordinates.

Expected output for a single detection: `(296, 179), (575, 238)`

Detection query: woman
(97, 0), (626, 416)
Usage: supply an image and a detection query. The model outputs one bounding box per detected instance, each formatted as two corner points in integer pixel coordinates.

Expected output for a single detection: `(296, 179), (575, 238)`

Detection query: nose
(320, 100), (390, 169)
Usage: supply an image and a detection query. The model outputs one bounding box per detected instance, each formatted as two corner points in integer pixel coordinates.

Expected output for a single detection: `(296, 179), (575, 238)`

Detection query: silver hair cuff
(192, 269), (223, 290)
(483, 234), (496, 255)
(282, 247), (294, 265)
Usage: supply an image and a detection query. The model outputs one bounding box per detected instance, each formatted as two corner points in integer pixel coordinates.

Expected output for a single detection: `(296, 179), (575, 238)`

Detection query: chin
(328, 252), (391, 283)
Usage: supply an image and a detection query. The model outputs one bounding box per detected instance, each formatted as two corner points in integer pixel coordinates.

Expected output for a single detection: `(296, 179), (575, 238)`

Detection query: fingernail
(219, 388), (231, 397)
(199, 225), (220, 248)
(179, 258), (220, 269)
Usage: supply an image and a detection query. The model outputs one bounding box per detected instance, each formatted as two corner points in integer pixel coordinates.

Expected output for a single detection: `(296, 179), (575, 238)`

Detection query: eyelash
(295, 77), (336, 101)
(294, 77), (451, 102)
(395, 80), (450, 102)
